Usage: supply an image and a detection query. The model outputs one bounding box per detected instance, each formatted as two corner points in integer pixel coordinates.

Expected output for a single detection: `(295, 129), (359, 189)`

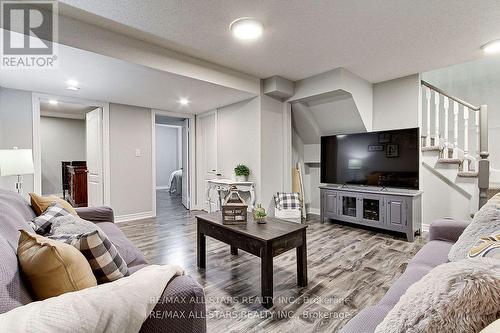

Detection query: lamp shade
(0, 149), (34, 176)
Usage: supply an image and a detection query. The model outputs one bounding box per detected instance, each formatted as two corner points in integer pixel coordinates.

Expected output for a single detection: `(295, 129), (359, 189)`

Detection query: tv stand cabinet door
(384, 196), (408, 231)
(359, 194), (384, 227)
(337, 192), (360, 224)
(321, 190), (338, 221)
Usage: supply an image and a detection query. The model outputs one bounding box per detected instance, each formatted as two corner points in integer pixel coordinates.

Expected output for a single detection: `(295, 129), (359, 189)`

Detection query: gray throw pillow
(50, 214), (102, 235)
(375, 258), (500, 333)
(448, 201), (500, 261)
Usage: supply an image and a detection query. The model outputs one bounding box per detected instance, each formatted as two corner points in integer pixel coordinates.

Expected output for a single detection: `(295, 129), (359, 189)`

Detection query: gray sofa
(0, 189), (206, 333)
(340, 218), (470, 333)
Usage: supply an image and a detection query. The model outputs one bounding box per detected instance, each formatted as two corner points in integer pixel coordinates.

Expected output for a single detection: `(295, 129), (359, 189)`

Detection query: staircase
(420, 80), (490, 210)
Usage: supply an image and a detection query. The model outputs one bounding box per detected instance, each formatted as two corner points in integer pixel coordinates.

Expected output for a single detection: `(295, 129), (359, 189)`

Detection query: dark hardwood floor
(118, 191), (426, 332)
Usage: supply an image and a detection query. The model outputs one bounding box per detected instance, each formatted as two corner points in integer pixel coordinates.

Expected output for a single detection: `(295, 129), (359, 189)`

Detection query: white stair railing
(434, 91), (440, 147)
(443, 96), (450, 157)
(425, 87), (431, 147)
(421, 80), (489, 208)
(453, 101), (459, 159)
(463, 106), (470, 170)
(476, 112), (480, 161)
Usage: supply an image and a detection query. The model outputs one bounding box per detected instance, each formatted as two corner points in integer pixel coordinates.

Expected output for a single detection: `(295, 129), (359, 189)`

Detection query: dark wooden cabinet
(66, 164), (88, 207)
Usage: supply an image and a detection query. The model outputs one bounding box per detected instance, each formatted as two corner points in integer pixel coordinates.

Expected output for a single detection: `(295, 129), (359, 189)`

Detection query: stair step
(421, 146), (441, 152)
(437, 158), (462, 164)
(457, 171), (478, 178)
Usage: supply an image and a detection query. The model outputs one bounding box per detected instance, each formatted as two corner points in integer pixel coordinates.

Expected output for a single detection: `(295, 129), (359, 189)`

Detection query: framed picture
(378, 132), (391, 143)
(368, 144), (384, 152)
(386, 144), (399, 158)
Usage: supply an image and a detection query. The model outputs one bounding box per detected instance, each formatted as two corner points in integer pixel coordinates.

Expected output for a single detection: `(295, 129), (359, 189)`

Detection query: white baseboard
(115, 211), (155, 223)
(307, 208), (320, 215)
(156, 186), (170, 190)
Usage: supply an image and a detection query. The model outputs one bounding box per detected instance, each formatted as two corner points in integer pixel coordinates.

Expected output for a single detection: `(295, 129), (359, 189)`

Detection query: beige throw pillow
(17, 230), (96, 300)
(29, 192), (78, 216)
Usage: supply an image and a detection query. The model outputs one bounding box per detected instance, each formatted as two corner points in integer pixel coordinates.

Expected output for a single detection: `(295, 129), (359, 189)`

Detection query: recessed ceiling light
(66, 79), (80, 90)
(48, 99), (58, 105)
(482, 39), (500, 54)
(66, 79), (79, 86)
(229, 18), (263, 40)
(179, 98), (189, 106)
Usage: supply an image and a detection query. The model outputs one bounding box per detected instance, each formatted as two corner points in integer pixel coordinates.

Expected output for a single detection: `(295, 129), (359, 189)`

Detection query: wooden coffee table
(196, 212), (308, 308)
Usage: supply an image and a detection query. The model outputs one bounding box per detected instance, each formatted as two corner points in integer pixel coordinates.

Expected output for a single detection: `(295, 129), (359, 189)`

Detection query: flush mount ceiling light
(229, 18), (263, 40)
(482, 39), (500, 54)
(66, 79), (80, 91)
(179, 98), (189, 106)
(48, 99), (58, 105)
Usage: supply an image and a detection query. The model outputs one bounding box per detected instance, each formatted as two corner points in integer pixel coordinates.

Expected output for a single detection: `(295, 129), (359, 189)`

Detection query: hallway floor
(156, 189), (188, 219)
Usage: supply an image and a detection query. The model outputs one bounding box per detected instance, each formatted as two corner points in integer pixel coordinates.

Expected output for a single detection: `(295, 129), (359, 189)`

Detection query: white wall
(0, 87), (34, 197)
(40, 116), (86, 195)
(217, 98), (261, 187)
(155, 124), (181, 188)
(109, 103), (153, 217)
(260, 94), (284, 212)
(212, 92), (286, 212)
(372, 74), (421, 131)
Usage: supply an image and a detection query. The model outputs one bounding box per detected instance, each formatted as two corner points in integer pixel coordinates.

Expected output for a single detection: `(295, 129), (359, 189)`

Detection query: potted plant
(234, 164), (250, 182)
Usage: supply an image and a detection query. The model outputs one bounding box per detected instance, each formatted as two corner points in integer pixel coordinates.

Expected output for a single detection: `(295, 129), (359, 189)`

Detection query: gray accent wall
(40, 116), (86, 195)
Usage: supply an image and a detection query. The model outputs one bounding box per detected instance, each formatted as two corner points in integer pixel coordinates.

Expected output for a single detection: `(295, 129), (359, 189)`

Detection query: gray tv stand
(320, 185), (422, 241)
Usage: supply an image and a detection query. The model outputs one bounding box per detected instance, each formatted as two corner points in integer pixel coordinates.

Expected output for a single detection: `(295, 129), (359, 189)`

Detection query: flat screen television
(321, 128), (419, 189)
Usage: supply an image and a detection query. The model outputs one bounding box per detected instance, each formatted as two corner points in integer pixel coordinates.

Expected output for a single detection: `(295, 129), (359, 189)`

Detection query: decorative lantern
(221, 186), (247, 224)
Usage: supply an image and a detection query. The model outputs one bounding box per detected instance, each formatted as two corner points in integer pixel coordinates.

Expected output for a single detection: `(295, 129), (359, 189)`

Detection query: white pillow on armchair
(275, 208), (301, 223)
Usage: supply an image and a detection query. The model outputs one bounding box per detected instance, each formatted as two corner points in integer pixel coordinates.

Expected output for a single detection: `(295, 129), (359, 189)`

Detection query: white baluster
(453, 101), (459, 158)
(434, 91), (440, 146)
(475, 111), (480, 172)
(475, 111), (480, 158)
(443, 96), (449, 156)
(425, 87), (431, 147)
(463, 106), (469, 171)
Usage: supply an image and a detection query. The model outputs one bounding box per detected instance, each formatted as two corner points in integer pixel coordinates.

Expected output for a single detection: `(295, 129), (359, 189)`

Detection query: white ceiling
(0, 31), (255, 114)
(60, 0), (500, 83)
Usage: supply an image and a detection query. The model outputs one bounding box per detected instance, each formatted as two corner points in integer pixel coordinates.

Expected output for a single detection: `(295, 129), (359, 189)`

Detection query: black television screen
(321, 128), (419, 189)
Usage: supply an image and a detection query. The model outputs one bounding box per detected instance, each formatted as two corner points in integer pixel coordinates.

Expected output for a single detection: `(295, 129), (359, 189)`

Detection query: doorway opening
(153, 111), (194, 217)
(33, 94), (109, 207)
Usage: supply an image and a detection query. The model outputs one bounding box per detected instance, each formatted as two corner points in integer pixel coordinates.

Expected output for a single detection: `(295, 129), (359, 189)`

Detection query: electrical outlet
(135, 149), (141, 157)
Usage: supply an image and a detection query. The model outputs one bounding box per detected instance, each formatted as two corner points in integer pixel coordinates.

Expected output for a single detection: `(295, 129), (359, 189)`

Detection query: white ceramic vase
(235, 175), (248, 182)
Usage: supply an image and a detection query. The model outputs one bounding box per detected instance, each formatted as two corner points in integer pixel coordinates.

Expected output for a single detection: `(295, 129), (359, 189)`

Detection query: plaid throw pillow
(50, 230), (129, 283)
(274, 192), (302, 210)
(30, 202), (72, 235)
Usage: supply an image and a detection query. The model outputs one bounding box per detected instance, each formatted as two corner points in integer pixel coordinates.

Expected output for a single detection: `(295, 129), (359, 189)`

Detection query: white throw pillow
(50, 214), (102, 235)
(375, 258), (500, 333)
(448, 202), (500, 261)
